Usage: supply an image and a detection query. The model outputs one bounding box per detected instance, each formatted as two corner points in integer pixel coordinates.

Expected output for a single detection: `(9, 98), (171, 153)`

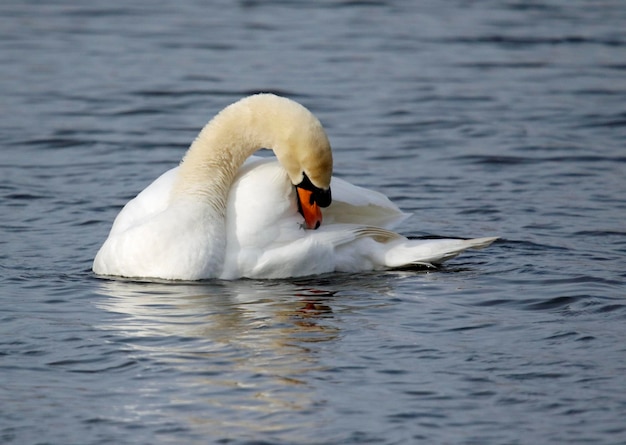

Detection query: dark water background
(2, 1), (626, 444)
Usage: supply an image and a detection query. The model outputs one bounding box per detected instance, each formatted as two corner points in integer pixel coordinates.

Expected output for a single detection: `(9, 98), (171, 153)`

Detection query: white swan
(93, 94), (497, 280)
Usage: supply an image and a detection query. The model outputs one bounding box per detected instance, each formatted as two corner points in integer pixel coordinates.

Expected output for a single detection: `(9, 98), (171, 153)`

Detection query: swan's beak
(296, 187), (323, 230)
(294, 173), (332, 230)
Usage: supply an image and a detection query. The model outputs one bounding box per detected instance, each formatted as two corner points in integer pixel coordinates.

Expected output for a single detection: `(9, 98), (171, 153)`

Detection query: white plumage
(93, 94), (496, 280)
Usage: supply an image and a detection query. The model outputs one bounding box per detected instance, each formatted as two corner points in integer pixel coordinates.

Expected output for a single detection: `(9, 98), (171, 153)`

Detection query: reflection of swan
(95, 278), (340, 360)
(94, 278), (341, 433)
(93, 94), (497, 280)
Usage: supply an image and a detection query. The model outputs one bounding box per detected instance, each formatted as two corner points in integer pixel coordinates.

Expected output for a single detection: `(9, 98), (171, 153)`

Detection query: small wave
(524, 295), (583, 311)
(436, 35), (625, 48)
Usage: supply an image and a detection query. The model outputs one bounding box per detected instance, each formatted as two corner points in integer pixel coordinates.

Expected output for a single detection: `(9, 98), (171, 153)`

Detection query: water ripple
(2, 0), (626, 444)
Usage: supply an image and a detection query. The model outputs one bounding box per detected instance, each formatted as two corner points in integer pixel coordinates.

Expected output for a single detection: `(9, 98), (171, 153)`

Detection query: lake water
(2, 1), (626, 444)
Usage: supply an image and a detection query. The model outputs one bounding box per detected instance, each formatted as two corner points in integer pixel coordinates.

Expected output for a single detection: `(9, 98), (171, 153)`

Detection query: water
(1, 0), (626, 443)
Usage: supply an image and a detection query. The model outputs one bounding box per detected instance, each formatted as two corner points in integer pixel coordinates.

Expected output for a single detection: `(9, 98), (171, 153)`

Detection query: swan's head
(192, 94), (334, 230)
(245, 94), (333, 229)
(291, 146), (332, 230)
(277, 108), (333, 207)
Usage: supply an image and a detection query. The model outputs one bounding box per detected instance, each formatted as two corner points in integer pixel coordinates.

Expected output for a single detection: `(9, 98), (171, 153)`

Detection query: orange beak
(296, 187), (322, 230)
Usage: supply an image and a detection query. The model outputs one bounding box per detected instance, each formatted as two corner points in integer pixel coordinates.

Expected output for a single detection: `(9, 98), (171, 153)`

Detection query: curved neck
(171, 101), (276, 210)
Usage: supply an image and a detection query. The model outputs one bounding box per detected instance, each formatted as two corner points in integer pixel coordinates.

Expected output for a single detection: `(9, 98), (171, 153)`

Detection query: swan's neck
(171, 103), (275, 212)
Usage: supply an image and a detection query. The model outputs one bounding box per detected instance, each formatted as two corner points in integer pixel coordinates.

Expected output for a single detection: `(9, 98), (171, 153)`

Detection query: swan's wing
(323, 176), (410, 230)
(108, 167), (179, 236)
(239, 224), (387, 278)
(227, 157), (409, 238)
(241, 224), (498, 278)
(222, 158), (497, 278)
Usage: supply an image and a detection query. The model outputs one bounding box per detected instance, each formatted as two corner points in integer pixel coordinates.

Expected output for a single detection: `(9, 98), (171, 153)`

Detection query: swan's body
(93, 94), (496, 280)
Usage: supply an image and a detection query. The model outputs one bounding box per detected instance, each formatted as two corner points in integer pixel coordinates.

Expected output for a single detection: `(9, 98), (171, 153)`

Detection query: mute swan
(93, 94), (497, 280)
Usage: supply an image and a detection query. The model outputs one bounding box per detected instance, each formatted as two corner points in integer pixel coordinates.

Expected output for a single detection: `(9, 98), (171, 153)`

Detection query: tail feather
(462, 236), (499, 250)
(313, 225), (498, 271)
(384, 236), (498, 268)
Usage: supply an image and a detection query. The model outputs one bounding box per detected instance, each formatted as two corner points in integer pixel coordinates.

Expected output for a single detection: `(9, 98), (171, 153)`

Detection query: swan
(93, 94), (497, 280)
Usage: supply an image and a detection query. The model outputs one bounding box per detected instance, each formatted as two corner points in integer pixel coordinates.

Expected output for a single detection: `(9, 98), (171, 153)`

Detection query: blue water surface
(1, 1), (626, 444)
